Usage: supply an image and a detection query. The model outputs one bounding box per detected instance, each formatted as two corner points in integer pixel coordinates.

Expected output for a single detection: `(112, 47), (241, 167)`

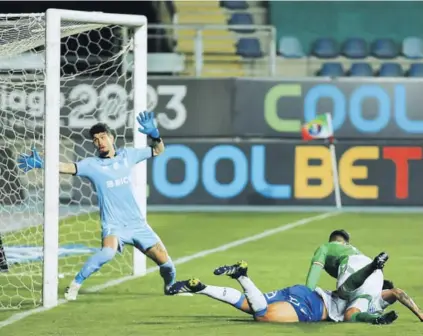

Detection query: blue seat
(407, 63), (423, 77)
(278, 36), (304, 58)
(228, 13), (254, 33)
(220, 0), (248, 10)
(349, 63), (373, 77)
(378, 63), (403, 77)
(402, 37), (423, 59)
(371, 39), (398, 59)
(312, 38), (339, 58)
(341, 38), (368, 59)
(236, 38), (262, 58)
(318, 62), (344, 77)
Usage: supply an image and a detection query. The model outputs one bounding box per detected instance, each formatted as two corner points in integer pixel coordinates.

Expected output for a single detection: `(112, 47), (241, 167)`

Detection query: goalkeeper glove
(17, 147), (44, 172)
(136, 111), (160, 139)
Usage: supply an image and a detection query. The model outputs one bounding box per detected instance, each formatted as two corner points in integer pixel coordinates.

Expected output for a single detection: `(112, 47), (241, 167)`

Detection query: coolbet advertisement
(146, 142), (423, 206)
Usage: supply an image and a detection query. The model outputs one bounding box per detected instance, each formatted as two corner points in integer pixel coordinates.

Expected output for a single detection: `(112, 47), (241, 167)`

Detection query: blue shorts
(263, 285), (324, 322)
(102, 224), (160, 253)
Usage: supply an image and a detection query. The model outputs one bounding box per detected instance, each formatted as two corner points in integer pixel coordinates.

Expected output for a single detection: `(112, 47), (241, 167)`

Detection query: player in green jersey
(305, 229), (390, 324)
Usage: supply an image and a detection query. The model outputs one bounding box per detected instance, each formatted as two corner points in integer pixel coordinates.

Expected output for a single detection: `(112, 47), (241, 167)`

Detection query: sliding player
(305, 229), (390, 323)
(168, 261), (397, 325)
(17, 111), (177, 300)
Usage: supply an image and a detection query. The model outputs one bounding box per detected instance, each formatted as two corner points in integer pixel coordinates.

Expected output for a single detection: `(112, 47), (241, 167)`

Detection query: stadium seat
(348, 63), (373, 77)
(228, 13), (254, 33)
(407, 63), (423, 77)
(402, 37), (423, 59)
(278, 36), (304, 58)
(311, 38), (339, 58)
(236, 38), (263, 58)
(378, 63), (403, 77)
(317, 62), (344, 77)
(220, 0), (248, 10)
(341, 38), (368, 59)
(371, 39), (399, 59)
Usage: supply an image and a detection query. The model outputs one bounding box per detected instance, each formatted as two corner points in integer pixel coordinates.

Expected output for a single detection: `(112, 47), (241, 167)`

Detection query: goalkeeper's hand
(17, 147), (44, 172)
(136, 111), (160, 139)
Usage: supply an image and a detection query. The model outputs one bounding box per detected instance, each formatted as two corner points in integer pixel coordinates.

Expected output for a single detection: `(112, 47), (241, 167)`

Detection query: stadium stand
(268, 2), (423, 77)
(169, 0), (270, 77)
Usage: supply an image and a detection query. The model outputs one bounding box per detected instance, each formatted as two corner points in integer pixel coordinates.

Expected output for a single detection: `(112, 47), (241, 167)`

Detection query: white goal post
(43, 8), (148, 308)
(0, 8), (148, 310)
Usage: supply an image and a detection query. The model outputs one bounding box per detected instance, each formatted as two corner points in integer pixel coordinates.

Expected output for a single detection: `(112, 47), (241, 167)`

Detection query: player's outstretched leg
(214, 260), (248, 279)
(215, 261), (267, 318)
(338, 252), (389, 299)
(65, 247), (116, 300)
(167, 278), (250, 313)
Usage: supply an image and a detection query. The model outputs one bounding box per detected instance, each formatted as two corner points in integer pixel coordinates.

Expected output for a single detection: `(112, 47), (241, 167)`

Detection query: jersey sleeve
(126, 147), (153, 165)
(74, 158), (93, 178)
(306, 244), (329, 290)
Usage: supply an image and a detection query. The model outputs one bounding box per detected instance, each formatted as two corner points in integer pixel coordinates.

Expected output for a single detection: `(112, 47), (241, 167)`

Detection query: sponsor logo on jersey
(106, 176), (131, 188)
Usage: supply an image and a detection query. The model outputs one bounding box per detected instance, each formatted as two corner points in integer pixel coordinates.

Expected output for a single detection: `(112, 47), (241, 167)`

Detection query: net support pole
(43, 8), (61, 308)
(132, 22), (148, 276)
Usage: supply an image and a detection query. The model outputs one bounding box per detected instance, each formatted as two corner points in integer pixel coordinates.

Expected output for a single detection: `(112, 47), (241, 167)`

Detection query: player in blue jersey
(168, 261), (397, 324)
(17, 111), (177, 300)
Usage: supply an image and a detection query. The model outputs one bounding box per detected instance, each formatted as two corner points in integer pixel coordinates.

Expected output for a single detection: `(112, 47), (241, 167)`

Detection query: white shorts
(315, 287), (347, 322)
(337, 255), (384, 312)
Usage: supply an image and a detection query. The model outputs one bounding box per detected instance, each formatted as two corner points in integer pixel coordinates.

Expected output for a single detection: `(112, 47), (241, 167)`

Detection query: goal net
(0, 10), (147, 310)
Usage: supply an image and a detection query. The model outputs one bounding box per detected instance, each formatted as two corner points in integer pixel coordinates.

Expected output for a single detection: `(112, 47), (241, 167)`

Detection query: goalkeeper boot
(372, 252), (389, 270)
(64, 280), (81, 301)
(372, 311), (398, 325)
(167, 278), (206, 295)
(213, 260), (248, 279)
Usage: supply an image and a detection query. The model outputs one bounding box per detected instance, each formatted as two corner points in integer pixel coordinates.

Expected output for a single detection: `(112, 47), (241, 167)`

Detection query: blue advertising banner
(145, 140), (423, 206)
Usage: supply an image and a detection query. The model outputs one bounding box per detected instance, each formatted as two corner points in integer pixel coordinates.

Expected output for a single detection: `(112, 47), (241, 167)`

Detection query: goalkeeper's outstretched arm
(59, 162), (77, 175)
(17, 147), (77, 175)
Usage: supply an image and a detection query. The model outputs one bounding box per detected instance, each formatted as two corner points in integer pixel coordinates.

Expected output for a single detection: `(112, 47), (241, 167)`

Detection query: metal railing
(146, 24), (277, 77)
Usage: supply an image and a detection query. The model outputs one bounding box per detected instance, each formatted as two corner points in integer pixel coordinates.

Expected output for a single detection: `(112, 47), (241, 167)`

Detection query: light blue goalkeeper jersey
(75, 147), (152, 233)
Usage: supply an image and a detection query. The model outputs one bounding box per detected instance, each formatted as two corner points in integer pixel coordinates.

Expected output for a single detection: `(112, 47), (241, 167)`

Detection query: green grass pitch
(0, 211), (421, 336)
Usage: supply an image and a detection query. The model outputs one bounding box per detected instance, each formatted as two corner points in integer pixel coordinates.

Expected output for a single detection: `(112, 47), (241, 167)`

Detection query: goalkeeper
(305, 229), (389, 323)
(167, 260), (397, 325)
(17, 111), (177, 300)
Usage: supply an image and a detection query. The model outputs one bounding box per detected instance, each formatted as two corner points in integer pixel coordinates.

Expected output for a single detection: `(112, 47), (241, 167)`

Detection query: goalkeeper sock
(159, 258), (176, 287)
(198, 285), (245, 309)
(338, 263), (375, 299)
(237, 276), (267, 317)
(75, 247), (116, 285)
(350, 312), (380, 323)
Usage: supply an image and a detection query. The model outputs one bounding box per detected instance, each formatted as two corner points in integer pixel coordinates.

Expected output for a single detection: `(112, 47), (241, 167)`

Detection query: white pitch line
(0, 211), (340, 329)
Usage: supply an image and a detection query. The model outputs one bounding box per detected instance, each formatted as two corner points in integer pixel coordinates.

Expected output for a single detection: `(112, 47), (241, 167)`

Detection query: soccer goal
(0, 9), (148, 309)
